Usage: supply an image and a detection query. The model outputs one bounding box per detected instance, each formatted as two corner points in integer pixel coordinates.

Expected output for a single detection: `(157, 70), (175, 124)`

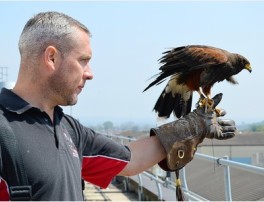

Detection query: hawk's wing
(159, 45), (229, 72)
(143, 45), (229, 92)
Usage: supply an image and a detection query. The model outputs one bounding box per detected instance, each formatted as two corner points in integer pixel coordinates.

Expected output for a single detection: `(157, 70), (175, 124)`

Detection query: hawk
(143, 45), (252, 118)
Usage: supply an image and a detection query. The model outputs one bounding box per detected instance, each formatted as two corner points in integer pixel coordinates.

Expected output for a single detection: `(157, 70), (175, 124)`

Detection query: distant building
(198, 132), (264, 166)
(0, 66), (15, 90)
(0, 81), (15, 90)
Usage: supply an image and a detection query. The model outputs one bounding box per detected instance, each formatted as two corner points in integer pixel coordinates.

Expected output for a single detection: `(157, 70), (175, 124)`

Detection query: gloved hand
(150, 93), (236, 171)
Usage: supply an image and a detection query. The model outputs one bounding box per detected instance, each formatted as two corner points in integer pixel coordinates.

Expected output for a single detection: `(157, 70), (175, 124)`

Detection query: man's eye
(81, 59), (89, 64)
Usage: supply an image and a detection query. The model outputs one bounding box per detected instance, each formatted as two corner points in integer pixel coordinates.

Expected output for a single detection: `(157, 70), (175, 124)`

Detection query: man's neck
(12, 85), (55, 122)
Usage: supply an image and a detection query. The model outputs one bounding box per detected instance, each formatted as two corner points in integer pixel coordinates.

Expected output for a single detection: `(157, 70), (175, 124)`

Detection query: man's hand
(193, 93), (236, 140)
(150, 93), (237, 171)
(215, 119), (236, 140)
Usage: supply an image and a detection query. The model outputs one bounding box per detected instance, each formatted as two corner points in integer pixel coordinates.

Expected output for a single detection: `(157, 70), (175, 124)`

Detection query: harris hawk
(143, 45), (252, 119)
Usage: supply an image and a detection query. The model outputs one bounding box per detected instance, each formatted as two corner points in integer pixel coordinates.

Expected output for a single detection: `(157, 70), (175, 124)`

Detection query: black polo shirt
(0, 88), (131, 200)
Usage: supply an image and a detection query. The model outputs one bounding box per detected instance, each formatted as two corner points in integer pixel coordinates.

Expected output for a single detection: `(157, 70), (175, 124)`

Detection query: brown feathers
(144, 45), (252, 118)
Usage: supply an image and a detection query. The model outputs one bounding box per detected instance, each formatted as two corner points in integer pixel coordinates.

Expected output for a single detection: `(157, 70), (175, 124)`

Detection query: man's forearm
(118, 135), (166, 176)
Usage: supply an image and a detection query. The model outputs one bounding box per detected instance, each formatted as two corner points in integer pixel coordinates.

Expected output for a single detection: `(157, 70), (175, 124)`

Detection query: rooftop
(201, 132), (264, 146)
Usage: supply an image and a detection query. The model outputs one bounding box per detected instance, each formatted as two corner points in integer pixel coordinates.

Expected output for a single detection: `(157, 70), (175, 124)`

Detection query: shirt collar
(0, 88), (63, 114)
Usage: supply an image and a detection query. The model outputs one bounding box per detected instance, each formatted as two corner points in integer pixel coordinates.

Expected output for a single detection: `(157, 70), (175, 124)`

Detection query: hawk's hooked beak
(245, 63), (252, 73)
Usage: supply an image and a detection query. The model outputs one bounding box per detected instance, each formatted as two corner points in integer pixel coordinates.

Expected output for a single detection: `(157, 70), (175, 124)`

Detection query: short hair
(18, 11), (91, 60)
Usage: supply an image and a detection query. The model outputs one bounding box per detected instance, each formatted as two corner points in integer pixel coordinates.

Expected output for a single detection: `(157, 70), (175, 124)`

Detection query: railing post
(154, 175), (163, 201)
(123, 177), (129, 193)
(137, 174), (143, 201)
(218, 156), (232, 201)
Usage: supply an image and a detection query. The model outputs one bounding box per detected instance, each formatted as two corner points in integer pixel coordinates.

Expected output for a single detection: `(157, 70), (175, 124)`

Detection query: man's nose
(83, 66), (93, 80)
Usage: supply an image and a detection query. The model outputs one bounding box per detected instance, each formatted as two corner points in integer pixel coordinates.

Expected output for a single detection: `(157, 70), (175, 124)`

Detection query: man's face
(48, 29), (93, 106)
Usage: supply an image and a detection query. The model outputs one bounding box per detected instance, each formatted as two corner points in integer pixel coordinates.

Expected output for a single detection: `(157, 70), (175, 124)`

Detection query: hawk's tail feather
(143, 70), (178, 92)
(154, 89), (176, 118)
(154, 90), (193, 119)
(173, 93), (192, 118)
(183, 93), (193, 116)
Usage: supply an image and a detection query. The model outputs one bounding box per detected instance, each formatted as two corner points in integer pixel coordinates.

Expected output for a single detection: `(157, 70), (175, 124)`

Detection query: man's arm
(118, 135), (166, 176)
(118, 94), (236, 175)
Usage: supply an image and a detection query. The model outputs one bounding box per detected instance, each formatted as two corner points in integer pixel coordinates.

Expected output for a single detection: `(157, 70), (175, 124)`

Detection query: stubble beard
(47, 72), (78, 107)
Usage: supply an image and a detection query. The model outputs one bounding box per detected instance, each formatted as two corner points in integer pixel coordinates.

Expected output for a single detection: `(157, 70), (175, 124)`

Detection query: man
(0, 11), (236, 200)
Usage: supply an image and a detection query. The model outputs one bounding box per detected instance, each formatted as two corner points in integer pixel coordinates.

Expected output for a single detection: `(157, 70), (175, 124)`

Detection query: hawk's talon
(199, 98), (214, 112)
(214, 107), (226, 117)
(214, 107), (221, 116)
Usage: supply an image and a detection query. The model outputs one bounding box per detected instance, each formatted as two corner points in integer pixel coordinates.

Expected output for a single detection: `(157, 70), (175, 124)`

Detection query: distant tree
(249, 124), (258, 132)
(131, 125), (139, 132)
(244, 121), (264, 132)
(256, 122), (264, 131)
(120, 122), (134, 131)
(103, 121), (114, 131)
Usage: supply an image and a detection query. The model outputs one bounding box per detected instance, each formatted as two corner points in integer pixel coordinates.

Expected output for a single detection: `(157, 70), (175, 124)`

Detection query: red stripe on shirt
(82, 155), (128, 188)
(0, 177), (9, 201)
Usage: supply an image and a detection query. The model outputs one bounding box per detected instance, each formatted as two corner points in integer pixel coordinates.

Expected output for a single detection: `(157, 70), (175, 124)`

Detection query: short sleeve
(81, 130), (131, 188)
(62, 115), (131, 188)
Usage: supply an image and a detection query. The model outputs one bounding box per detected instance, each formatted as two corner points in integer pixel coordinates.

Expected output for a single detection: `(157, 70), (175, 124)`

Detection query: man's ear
(44, 46), (61, 70)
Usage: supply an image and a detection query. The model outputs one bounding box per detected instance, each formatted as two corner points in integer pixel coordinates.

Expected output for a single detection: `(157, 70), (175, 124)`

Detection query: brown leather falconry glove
(150, 93), (236, 171)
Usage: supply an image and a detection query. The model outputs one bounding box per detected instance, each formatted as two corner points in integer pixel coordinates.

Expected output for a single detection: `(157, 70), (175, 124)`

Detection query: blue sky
(0, 1), (263, 126)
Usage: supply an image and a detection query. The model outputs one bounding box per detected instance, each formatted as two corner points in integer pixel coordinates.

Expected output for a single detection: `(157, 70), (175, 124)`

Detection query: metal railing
(106, 133), (264, 201)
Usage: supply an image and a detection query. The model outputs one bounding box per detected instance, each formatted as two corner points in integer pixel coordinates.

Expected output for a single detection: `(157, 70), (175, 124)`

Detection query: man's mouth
(77, 86), (83, 93)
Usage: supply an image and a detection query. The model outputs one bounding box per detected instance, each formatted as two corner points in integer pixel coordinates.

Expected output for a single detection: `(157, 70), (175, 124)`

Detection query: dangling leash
(175, 169), (185, 201)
